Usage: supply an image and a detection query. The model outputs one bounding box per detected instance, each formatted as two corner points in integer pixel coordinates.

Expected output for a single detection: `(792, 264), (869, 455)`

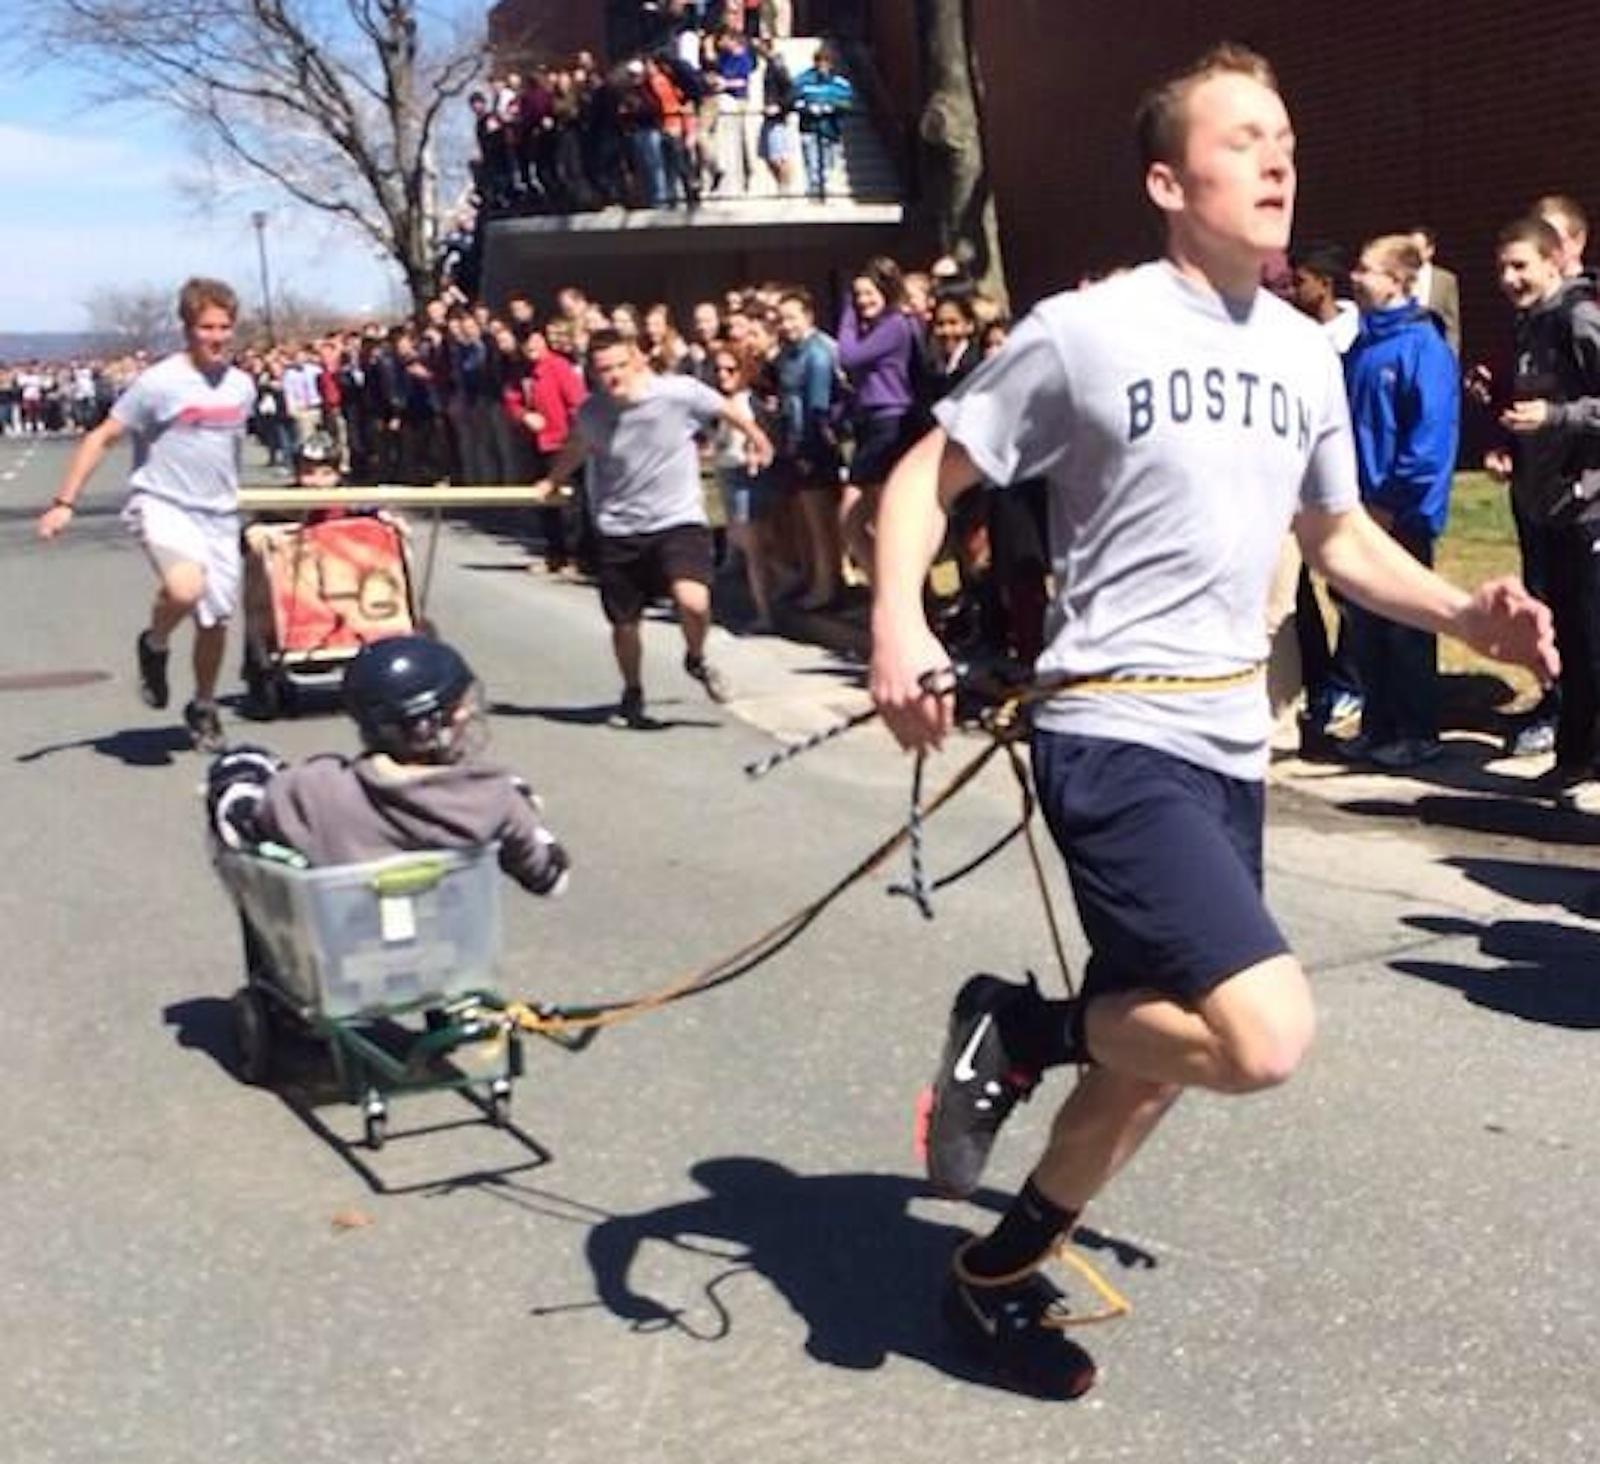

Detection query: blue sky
(0, 63), (406, 331)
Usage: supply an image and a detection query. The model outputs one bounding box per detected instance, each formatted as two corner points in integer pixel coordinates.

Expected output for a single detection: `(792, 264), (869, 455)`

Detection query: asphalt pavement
(2, 434), (1597, 1464)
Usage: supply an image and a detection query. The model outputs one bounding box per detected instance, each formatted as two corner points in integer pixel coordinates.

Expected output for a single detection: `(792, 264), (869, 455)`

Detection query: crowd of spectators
(1272, 194), (1600, 803)
(0, 359), (134, 435)
(235, 249), (1044, 662)
(470, 1), (856, 216)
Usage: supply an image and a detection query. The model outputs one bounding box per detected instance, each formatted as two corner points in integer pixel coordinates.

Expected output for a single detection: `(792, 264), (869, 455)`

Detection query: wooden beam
(236, 485), (567, 511)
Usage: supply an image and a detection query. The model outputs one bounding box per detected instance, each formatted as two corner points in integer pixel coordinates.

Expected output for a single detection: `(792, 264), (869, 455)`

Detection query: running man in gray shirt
(535, 329), (773, 728)
(38, 277), (256, 751)
(869, 45), (1557, 1395)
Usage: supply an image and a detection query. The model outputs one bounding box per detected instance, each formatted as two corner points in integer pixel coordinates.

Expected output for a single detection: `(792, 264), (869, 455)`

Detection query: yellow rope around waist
(1014, 661), (1267, 704)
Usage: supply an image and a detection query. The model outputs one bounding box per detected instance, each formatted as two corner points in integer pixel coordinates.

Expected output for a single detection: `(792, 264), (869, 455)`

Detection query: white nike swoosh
(952, 1014), (993, 1083)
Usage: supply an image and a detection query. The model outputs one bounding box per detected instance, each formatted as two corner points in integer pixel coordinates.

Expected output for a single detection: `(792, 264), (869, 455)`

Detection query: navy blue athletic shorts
(1031, 730), (1289, 1005)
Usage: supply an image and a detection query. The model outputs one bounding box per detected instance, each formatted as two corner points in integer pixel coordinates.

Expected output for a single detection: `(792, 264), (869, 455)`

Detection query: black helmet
(342, 635), (482, 763)
(294, 430), (340, 471)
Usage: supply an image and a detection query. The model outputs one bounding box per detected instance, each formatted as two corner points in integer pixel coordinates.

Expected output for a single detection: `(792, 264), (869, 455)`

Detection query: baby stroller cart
(240, 513), (418, 718)
(216, 843), (524, 1149)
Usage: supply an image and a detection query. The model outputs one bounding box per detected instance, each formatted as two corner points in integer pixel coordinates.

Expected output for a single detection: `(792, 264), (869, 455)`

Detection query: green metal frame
(311, 991), (525, 1106)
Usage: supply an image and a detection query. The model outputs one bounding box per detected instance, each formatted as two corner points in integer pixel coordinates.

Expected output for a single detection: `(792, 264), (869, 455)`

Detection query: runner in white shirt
(38, 278), (256, 751)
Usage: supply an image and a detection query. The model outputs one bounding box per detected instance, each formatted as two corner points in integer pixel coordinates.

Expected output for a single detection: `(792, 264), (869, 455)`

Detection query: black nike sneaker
(683, 652), (730, 704)
(917, 973), (1042, 1199)
(608, 686), (647, 729)
(136, 630), (170, 709)
(942, 1252), (1098, 1399)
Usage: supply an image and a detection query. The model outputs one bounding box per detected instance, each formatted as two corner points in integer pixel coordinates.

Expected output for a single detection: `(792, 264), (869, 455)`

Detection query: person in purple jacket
(837, 255), (923, 578)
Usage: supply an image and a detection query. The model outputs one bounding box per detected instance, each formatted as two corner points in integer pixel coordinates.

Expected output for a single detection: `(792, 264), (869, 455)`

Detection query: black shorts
(1032, 731), (1288, 1006)
(596, 524), (713, 626)
(848, 410), (916, 488)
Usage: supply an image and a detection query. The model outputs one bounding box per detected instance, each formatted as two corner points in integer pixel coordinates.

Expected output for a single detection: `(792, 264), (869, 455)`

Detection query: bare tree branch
(83, 283), (182, 353)
(29, 0), (486, 311)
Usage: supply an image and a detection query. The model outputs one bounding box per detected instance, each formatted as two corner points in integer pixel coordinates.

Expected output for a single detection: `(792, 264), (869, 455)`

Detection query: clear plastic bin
(217, 846), (502, 1020)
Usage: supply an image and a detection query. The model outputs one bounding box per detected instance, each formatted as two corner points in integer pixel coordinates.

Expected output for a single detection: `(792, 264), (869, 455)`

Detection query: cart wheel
(488, 1086), (512, 1129)
(231, 987), (274, 1085)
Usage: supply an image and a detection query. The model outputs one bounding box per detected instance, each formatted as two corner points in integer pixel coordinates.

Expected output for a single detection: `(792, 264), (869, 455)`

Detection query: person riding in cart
(209, 634), (570, 896)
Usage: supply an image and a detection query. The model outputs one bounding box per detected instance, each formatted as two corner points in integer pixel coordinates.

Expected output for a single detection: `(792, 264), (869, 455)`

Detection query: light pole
(250, 210), (276, 345)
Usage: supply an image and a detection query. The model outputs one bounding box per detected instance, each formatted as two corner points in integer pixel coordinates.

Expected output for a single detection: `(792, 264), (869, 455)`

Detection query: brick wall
(867, 1), (1600, 365)
(488, 0), (606, 66)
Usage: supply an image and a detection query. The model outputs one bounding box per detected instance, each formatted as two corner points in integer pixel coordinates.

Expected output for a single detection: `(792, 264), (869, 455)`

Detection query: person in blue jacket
(792, 45), (854, 200)
(1342, 232), (1462, 768)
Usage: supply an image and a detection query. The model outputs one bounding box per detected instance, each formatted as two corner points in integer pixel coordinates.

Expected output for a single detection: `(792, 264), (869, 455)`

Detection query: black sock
(959, 1179), (1079, 1283)
(1000, 992), (1086, 1074)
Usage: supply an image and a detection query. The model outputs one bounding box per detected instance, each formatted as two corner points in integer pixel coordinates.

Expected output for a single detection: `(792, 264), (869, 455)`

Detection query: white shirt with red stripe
(111, 351), (257, 515)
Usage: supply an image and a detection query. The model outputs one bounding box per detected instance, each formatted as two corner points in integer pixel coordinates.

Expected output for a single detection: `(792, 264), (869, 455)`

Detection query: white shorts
(121, 492), (241, 628)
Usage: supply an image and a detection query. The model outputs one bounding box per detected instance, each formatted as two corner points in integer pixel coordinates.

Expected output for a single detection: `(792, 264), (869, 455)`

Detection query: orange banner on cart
(245, 518), (414, 655)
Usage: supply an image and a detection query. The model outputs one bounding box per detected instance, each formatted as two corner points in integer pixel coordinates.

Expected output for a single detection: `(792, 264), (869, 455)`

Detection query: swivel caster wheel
(363, 1101), (388, 1151)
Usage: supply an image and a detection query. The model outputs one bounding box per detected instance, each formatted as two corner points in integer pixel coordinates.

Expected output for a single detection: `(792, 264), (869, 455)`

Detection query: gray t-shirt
(576, 373), (725, 536)
(112, 352), (257, 515)
(936, 262), (1359, 779)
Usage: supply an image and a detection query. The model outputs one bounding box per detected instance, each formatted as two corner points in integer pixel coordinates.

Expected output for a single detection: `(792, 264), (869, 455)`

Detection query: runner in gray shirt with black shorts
(870, 45), (1556, 1396)
(39, 277), (256, 751)
(535, 329), (773, 728)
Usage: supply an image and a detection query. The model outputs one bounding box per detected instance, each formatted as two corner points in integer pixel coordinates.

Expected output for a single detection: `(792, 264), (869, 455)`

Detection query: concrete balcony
(481, 36), (919, 311)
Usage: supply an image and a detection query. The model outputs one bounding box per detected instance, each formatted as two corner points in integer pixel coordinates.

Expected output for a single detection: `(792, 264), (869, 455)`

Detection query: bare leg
(1030, 1066), (1184, 1213)
(670, 578), (711, 660)
(612, 620), (643, 690)
(148, 561), (205, 644)
(839, 481), (879, 584)
(797, 485), (840, 603)
(729, 522), (773, 622)
(192, 622), (227, 703)
(1084, 954), (1316, 1094)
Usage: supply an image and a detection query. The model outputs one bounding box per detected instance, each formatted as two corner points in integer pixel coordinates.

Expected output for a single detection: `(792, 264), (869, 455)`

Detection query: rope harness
(486, 659), (1263, 1326)
(494, 657), (1264, 1041)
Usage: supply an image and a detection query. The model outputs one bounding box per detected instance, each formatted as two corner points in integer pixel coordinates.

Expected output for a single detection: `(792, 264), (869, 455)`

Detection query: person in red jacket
(504, 328), (587, 573)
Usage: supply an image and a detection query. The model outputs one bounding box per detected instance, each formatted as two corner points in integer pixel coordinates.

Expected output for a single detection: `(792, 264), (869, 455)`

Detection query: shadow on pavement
(490, 699), (719, 732)
(1281, 737), (1549, 798)
(1393, 915), (1600, 1028)
(163, 995), (554, 1195)
(1446, 856), (1600, 918)
(15, 723), (193, 767)
(1339, 793), (1600, 847)
(532, 1156), (1155, 1400)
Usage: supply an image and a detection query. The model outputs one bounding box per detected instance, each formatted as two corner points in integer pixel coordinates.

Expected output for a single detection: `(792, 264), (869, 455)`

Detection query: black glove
(530, 835), (570, 897)
(205, 745), (283, 850)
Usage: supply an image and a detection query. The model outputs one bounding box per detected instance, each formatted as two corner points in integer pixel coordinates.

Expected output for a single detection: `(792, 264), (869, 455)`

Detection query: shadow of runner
(567, 1156), (1150, 1399)
(15, 723), (193, 767)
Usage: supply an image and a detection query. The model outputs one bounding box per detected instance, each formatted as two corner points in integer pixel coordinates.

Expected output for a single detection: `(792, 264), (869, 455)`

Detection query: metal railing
(474, 102), (895, 218)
